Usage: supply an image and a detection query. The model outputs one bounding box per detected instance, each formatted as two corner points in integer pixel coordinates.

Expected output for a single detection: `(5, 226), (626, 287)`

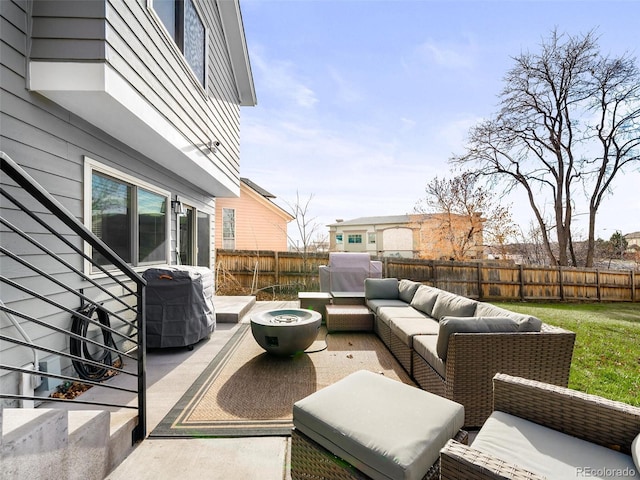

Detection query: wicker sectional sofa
(364, 278), (576, 427)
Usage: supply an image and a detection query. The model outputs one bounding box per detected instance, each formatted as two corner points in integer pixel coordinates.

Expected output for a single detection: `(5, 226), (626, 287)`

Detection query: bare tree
(414, 172), (518, 261)
(284, 191), (324, 288)
(452, 29), (640, 267)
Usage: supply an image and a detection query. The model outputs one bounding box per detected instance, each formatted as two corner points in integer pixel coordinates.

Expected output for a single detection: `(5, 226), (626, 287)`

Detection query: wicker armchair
(412, 323), (576, 428)
(440, 373), (640, 479)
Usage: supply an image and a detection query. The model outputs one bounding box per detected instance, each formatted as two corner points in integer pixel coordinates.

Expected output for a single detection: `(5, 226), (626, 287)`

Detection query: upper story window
(87, 158), (169, 271)
(335, 233), (343, 244)
(368, 232), (376, 244)
(348, 234), (362, 244)
(152, 0), (206, 86)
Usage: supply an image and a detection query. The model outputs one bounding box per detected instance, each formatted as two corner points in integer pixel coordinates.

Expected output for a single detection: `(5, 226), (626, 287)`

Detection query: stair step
(1, 408), (68, 480)
(1, 407), (135, 480)
(67, 410), (111, 480)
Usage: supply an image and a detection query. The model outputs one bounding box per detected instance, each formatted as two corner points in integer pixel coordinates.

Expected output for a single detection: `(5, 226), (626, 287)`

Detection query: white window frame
(348, 234), (363, 244)
(222, 207), (236, 250)
(177, 199), (213, 267)
(147, 0), (209, 93)
(84, 157), (171, 275)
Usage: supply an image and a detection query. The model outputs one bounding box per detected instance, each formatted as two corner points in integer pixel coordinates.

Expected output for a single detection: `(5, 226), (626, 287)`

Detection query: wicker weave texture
(440, 440), (545, 480)
(412, 351), (446, 397)
(291, 428), (468, 480)
(325, 305), (373, 332)
(375, 318), (392, 348)
(493, 373), (640, 453)
(389, 333), (412, 373)
(440, 373), (640, 479)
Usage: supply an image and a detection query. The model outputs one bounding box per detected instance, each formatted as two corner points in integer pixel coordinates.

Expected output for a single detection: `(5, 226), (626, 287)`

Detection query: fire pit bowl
(250, 308), (322, 355)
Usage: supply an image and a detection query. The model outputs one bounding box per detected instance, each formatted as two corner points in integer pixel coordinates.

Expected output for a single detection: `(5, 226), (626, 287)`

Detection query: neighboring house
(215, 178), (294, 251)
(328, 214), (485, 260)
(1, 0), (255, 397)
(625, 231), (640, 251)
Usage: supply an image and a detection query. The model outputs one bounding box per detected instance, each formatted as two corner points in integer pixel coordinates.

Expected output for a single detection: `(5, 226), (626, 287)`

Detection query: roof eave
(217, 0), (257, 107)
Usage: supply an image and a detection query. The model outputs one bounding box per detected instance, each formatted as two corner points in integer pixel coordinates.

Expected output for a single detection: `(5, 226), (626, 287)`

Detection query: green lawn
(493, 301), (640, 406)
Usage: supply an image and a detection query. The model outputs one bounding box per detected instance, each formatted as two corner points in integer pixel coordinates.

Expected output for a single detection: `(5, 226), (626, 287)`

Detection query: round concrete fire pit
(250, 308), (322, 356)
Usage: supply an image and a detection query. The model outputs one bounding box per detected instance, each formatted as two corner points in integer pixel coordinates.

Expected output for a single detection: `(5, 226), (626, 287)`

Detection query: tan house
(328, 213), (484, 260)
(215, 178), (294, 251)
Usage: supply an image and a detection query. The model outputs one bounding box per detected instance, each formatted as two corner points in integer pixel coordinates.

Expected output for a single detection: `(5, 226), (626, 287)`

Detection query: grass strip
(493, 302), (640, 406)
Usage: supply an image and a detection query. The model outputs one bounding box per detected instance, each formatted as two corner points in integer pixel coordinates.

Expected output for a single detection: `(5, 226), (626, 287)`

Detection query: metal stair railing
(0, 152), (147, 443)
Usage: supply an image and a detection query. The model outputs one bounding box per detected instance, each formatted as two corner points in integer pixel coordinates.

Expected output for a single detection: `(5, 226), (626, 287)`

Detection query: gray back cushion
(431, 292), (478, 320)
(364, 278), (399, 300)
(398, 279), (421, 303)
(475, 302), (543, 331)
(410, 285), (442, 317)
(436, 316), (521, 360)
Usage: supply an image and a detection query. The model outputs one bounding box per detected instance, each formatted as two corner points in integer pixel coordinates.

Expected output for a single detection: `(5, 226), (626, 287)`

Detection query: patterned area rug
(150, 323), (413, 437)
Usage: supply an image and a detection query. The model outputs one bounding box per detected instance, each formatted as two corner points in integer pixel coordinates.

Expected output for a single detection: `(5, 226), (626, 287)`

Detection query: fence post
(476, 262), (483, 300)
(274, 251), (279, 287)
(432, 260), (437, 288)
(519, 264), (525, 301)
(631, 270), (636, 302)
(558, 266), (564, 301)
(596, 269), (601, 302)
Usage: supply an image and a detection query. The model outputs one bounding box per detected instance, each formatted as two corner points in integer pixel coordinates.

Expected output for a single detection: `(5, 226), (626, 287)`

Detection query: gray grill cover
(143, 266), (216, 348)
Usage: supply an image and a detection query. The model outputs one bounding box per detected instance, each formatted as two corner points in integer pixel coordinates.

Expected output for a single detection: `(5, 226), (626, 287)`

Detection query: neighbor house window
(152, 0), (206, 86)
(222, 208), (235, 250)
(348, 234), (362, 244)
(368, 233), (376, 244)
(89, 163), (169, 269)
(335, 233), (343, 244)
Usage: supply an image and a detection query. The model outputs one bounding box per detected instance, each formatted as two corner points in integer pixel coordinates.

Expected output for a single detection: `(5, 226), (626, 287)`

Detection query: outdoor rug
(150, 323), (413, 437)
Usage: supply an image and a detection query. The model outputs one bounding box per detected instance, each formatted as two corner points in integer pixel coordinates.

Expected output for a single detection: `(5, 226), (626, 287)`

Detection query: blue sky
(238, 0), (640, 244)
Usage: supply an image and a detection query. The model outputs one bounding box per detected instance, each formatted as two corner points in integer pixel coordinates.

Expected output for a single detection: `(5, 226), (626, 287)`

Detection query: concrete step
(214, 295), (256, 323)
(1, 408), (68, 479)
(1, 407), (136, 480)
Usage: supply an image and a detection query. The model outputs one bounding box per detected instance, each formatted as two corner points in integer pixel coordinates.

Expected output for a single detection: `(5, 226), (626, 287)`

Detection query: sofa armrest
(443, 324), (575, 427)
(492, 373), (640, 454)
(440, 439), (545, 480)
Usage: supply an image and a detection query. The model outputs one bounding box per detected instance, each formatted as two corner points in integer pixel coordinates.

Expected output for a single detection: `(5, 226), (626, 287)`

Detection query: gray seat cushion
(413, 335), (445, 378)
(472, 411), (638, 479)
(389, 317), (439, 347)
(378, 305), (427, 323)
(431, 292), (477, 320)
(293, 370), (464, 480)
(367, 298), (408, 315)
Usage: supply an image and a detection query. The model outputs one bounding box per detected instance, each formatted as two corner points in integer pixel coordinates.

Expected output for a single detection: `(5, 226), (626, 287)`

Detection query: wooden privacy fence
(215, 250), (639, 302)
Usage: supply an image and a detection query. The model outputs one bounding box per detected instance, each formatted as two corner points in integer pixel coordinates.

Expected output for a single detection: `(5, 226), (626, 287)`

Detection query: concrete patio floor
(105, 298), (298, 480)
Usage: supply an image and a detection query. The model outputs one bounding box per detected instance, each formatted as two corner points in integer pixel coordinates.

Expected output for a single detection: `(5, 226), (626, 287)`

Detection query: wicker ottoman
(291, 370), (467, 480)
(325, 305), (374, 332)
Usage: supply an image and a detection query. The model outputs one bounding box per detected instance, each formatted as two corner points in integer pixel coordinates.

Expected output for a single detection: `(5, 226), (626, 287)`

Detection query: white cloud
(251, 47), (318, 108)
(415, 37), (478, 69)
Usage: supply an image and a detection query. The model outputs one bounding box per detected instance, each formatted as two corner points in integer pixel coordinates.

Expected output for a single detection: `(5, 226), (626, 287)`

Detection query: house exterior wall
(329, 220), (413, 257)
(328, 214), (485, 260)
(215, 182), (292, 251)
(0, 0), (253, 401)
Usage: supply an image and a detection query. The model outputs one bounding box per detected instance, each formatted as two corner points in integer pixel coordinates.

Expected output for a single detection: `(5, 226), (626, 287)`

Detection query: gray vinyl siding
(29, 0), (242, 187)
(1, 0), (236, 400)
